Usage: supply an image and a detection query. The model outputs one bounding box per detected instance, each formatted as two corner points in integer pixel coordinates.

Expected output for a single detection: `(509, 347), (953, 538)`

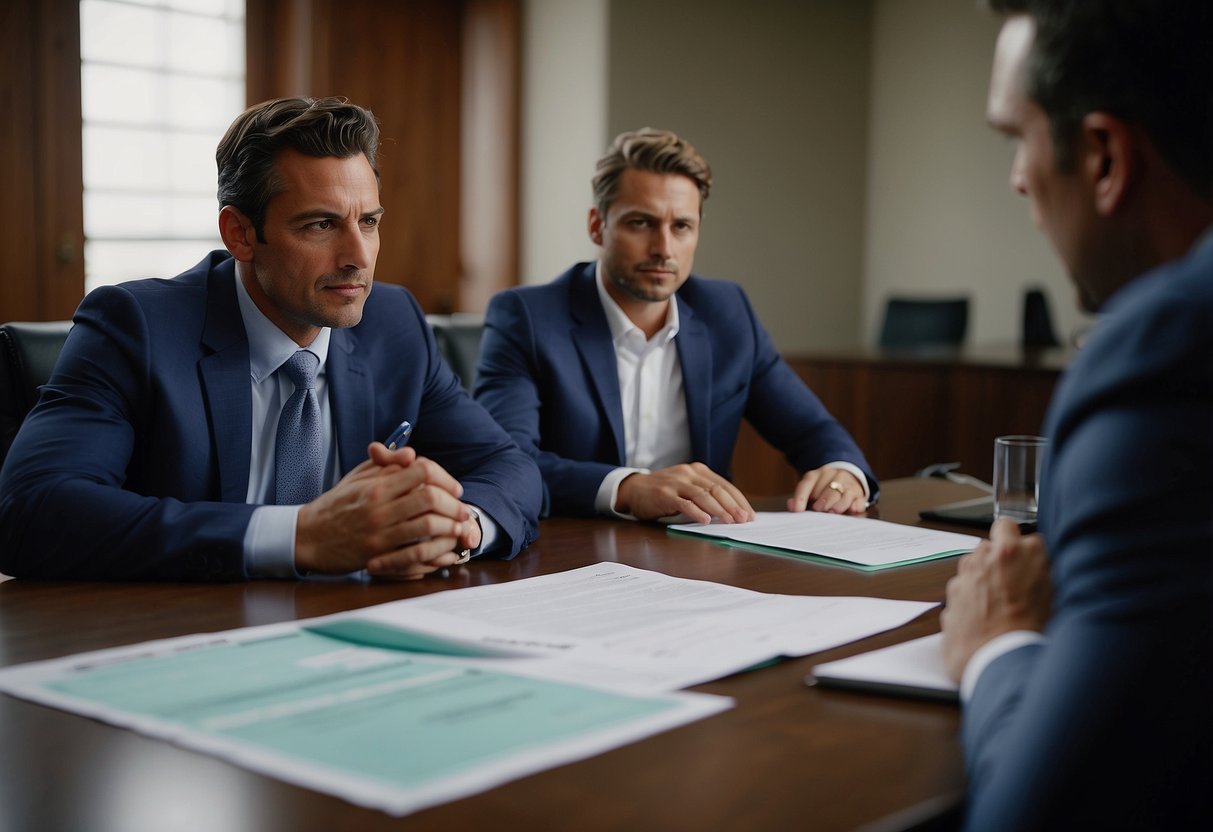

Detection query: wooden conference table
(0, 478), (984, 832)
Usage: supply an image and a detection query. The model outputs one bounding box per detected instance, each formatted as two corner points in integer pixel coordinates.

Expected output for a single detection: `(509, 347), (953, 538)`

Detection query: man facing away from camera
(941, 2), (1212, 829)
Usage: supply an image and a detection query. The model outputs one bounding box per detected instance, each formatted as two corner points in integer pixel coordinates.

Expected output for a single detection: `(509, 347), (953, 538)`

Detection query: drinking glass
(992, 435), (1047, 524)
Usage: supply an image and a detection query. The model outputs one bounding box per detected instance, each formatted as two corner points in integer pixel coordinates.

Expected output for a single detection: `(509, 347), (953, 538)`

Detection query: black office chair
(426, 314), (485, 392)
(878, 297), (969, 350)
(1021, 287), (1060, 348)
(0, 320), (73, 468)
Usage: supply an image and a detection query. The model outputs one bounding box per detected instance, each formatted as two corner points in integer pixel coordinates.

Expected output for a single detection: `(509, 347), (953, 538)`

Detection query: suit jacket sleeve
(475, 289), (617, 516)
(729, 285), (878, 497)
(390, 291), (543, 555)
(0, 274), (542, 579)
(0, 283), (255, 580)
(960, 257), (1213, 831)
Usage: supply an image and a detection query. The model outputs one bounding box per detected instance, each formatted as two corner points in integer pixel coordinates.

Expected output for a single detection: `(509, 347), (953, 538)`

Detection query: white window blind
(80, 0), (245, 291)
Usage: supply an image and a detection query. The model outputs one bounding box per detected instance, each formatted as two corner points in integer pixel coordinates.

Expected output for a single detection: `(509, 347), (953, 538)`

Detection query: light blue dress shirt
(234, 275), (495, 578)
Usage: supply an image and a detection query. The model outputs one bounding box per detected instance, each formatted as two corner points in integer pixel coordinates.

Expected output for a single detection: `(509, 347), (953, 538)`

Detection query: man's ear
(587, 207), (604, 246)
(1081, 112), (1137, 216)
(218, 205), (257, 262)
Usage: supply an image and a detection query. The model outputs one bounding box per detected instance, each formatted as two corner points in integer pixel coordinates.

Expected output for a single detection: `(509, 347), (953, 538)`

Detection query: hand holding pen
(364, 420), (479, 578)
(378, 420), (482, 571)
(294, 419), (472, 579)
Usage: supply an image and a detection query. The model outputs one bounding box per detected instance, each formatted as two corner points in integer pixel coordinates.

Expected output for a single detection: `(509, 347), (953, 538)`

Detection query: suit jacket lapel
(675, 295), (713, 463)
(200, 258), (254, 502)
(569, 267), (626, 464)
(327, 327), (373, 476)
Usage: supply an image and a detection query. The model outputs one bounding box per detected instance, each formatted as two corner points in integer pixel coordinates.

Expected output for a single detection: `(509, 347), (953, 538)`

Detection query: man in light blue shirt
(0, 97), (542, 581)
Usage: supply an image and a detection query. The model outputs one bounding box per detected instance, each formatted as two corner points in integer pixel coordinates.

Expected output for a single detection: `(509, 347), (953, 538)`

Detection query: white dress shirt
(591, 262), (870, 518)
(592, 263), (695, 518)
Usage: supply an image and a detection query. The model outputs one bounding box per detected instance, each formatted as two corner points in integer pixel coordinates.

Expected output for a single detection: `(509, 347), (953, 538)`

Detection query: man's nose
(338, 224), (376, 271)
(650, 225), (673, 259)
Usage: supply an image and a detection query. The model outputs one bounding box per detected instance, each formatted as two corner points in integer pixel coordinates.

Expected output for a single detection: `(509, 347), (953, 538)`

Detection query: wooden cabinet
(731, 345), (1069, 495)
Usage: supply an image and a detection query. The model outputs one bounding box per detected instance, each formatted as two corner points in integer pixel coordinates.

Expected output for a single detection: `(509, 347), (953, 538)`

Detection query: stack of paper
(0, 563), (938, 817)
(669, 511), (980, 570)
(808, 633), (959, 702)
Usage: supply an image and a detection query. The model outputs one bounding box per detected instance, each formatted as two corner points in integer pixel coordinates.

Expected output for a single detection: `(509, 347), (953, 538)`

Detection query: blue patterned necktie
(273, 349), (323, 505)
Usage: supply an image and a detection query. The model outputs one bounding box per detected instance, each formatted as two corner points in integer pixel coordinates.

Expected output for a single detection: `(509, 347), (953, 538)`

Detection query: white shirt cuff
(595, 466), (650, 519)
(825, 460), (872, 503)
(244, 505), (303, 578)
(466, 503), (499, 556)
(960, 629), (1047, 702)
(244, 502), (501, 576)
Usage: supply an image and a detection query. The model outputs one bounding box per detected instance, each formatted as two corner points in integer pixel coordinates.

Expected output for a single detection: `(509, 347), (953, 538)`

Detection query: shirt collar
(593, 260), (680, 346)
(234, 269), (332, 383)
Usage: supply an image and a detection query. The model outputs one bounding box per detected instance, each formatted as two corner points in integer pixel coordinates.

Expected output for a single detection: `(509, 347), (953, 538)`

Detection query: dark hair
(592, 128), (712, 217)
(216, 97), (382, 242)
(985, 0), (1212, 199)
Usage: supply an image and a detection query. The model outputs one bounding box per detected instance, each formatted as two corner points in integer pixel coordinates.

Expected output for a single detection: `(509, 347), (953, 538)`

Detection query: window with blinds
(80, 0), (245, 291)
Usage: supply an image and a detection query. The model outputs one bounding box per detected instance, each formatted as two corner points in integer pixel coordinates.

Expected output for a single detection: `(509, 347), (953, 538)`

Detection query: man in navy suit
(475, 129), (875, 522)
(941, 2), (1211, 829)
(0, 97), (541, 581)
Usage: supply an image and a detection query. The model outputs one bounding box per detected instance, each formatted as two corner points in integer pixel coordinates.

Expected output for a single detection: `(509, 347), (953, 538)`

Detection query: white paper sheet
(670, 511), (980, 568)
(317, 562), (938, 691)
(808, 633), (959, 701)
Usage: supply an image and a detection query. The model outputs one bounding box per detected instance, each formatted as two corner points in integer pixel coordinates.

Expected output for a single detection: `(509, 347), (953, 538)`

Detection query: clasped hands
(614, 462), (867, 524)
(941, 518), (1053, 682)
(294, 443), (480, 580)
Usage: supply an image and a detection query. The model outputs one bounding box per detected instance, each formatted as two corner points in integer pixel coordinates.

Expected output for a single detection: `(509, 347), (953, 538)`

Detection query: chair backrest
(1021, 287), (1060, 348)
(0, 320), (73, 468)
(878, 297), (969, 350)
(426, 314), (485, 391)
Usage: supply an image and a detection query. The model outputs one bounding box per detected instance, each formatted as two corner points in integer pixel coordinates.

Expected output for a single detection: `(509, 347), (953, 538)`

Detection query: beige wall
(863, 0), (1090, 347)
(607, 0), (873, 352)
(520, 0), (1093, 350)
(520, 0), (608, 284)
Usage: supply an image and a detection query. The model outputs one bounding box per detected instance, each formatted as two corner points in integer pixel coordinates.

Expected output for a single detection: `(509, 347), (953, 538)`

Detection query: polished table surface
(0, 478), (984, 832)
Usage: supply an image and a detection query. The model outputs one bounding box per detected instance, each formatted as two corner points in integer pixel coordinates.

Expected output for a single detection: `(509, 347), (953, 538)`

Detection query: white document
(669, 511), (980, 569)
(0, 619), (730, 818)
(316, 562), (938, 692)
(808, 633), (959, 702)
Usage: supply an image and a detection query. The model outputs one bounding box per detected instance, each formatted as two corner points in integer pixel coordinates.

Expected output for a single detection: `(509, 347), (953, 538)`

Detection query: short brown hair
(592, 128), (712, 217)
(216, 97), (382, 242)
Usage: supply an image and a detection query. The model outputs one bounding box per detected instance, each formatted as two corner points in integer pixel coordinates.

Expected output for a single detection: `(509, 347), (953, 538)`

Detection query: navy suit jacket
(961, 237), (1213, 830)
(0, 252), (542, 580)
(474, 262), (876, 516)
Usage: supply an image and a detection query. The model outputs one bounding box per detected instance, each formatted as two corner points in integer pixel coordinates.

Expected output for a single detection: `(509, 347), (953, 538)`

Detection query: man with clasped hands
(0, 97), (542, 581)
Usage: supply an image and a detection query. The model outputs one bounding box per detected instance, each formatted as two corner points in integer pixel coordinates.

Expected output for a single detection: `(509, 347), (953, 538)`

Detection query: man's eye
(310, 219), (332, 230)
